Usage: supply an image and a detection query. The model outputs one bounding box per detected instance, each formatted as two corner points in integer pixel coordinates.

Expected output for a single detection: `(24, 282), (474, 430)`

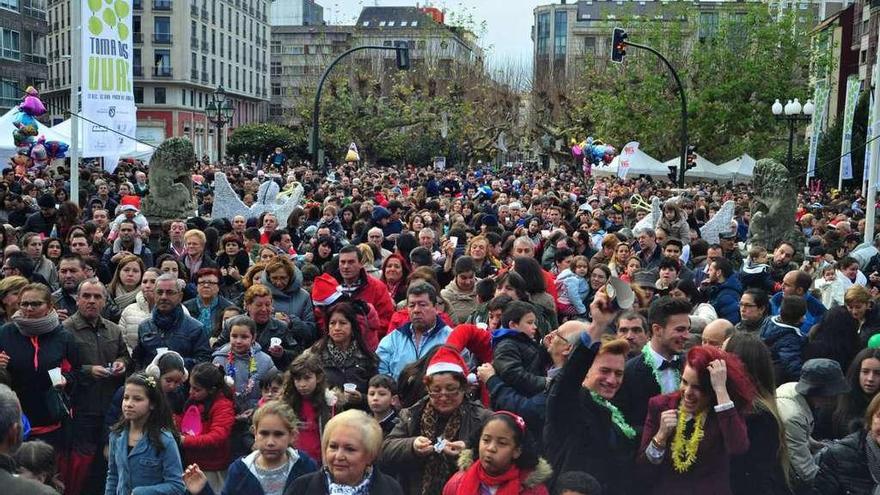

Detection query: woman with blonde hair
(467, 235), (499, 278)
(358, 243), (381, 279)
(609, 242), (633, 278)
(0, 275), (28, 326)
(805, 285), (880, 373)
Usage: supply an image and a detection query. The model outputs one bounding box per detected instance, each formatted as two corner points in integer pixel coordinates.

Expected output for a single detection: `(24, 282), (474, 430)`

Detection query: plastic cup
(156, 347), (169, 356)
(270, 337), (282, 348)
(48, 367), (63, 386)
(343, 383), (357, 393)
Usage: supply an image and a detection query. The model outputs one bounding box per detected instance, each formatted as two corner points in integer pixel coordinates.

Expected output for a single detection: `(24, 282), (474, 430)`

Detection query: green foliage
(535, 4), (815, 163)
(226, 123), (304, 161)
(815, 90), (869, 184)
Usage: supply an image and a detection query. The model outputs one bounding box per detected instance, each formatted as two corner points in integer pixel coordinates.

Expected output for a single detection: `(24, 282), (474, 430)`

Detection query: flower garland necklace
(226, 347), (258, 397)
(589, 391), (636, 439)
(641, 344), (680, 391)
(670, 403), (706, 473)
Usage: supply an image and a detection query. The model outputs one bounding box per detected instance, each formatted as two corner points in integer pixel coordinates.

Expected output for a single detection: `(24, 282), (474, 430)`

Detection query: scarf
(196, 297), (219, 333)
(457, 460), (522, 495)
(324, 341), (358, 369)
(12, 310), (60, 337)
(419, 400), (462, 495)
(151, 305), (183, 333)
(865, 432), (880, 495)
(113, 236), (143, 255)
(114, 286), (140, 310)
(736, 316), (766, 334)
(324, 466), (373, 495)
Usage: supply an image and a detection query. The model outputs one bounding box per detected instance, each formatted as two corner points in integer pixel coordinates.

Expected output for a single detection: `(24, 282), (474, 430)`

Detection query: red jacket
(333, 270), (395, 335)
(176, 394), (235, 471)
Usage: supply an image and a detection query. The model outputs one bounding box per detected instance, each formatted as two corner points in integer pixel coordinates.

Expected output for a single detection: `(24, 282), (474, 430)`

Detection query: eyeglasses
(428, 387), (463, 397)
(19, 301), (46, 308)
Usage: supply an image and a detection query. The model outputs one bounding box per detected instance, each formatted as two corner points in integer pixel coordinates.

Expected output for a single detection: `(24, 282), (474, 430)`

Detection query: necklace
(589, 390), (636, 439)
(641, 344), (680, 392)
(226, 347), (258, 396)
(670, 404), (706, 473)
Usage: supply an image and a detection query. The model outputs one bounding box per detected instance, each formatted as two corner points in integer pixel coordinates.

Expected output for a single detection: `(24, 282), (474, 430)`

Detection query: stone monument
(141, 137), (196, 221)
(747, 158), (805, 252)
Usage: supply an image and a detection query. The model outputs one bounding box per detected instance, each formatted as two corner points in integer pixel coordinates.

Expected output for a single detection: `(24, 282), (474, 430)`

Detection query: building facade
(42, 0), (270, 160)
(269, 0), (323, 26)
(0, 0), (47, 112)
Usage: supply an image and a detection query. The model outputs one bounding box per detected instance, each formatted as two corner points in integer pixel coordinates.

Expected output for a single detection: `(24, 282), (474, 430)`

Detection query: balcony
(22, 1), (47, 21)
(153, 33), (172, 44)
(191, 68), (198, 80)
(190, 38), (198, 49)
(200, 7), (208, 19)
(200, 70), (208, 82)
(133, 32), (143, 43)
(201, 40), (209, 52)
(24, 53), (47, 65)
(190, 4), (197, 15)
(152, 0), (171, 10)
(134, 66), (143, 76)
(133, 0), (142, 9)
(153, 66), (173, 77)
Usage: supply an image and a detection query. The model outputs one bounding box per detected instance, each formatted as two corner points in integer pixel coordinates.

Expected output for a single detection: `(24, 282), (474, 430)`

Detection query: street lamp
(772, 97), (813, 170)
(206, 85), (235, 163)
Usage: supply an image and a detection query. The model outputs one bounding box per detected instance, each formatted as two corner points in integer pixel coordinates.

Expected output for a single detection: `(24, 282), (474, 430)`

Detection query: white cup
(476, 322), (488, 330)
(48, 367), (63, 386)
(343, 383), (357, 393)
(156, 347), (169, 356)
(449, 236), (458, 248)
(270, 337), (282, 348)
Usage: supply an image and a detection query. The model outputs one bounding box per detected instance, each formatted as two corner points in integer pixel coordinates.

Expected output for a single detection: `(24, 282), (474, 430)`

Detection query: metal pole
(865, 22), (880, 244)
(216, 121), (222, 164)
(69, 0), (80, 205)
(625, 41), (687, 187)
(311, 45), (409, 175)
(787, 118), (795, 170)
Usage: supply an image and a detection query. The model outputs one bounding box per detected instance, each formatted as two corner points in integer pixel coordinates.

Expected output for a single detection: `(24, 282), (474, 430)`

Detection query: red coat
(341, 271), (395, 335)
(176, 394), (235, 471)
(637, 393), (749, 495)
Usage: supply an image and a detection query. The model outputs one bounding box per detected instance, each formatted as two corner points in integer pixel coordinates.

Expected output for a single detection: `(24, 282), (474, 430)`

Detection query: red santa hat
(311, 273), (343, 307)
(120, 195), (141, 210)
(426, 346), (468, 376)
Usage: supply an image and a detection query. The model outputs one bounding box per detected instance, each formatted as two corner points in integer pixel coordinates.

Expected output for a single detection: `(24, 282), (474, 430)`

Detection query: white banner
(840, 76), (861, 181)
(866, 92), (874, 186)
(618, 141), (639, 179)
(81, 0), (136, 157)
(807, 81), (830, 179)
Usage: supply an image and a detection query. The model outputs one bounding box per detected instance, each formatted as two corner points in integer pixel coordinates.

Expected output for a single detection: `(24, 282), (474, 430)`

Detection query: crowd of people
(0, 156), (878, 494)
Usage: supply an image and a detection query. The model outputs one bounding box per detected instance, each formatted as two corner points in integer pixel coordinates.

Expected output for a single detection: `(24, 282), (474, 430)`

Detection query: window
(270, 60), (280, 76)
(554, 11), (567, 58)
(155, 87), (166, 104)
(271, 41), (280, 54)
(0, 0), (18, 12)
(134, 86), (143, 103)
(699, 12), (718, 40)
(379, 21), (386, 27)
(401, 21), (407, 27)
(0, 29), (20, 60)
(0, 79), (17, 108)
(411, 20), (418, 27)
(536, 12), (549, 56)
(154, 17), (171, 43)
(219, 61), (224, 84)
(583, 36), (596, 54)
(133, 48), (141, 74)
(211, 29), (215, 54)
(154, 48), (171, 75)
(362, 21), (369, 26)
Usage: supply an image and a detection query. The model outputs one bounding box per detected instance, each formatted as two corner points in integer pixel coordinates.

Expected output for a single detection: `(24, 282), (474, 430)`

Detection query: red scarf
(457, 461), (522, 495)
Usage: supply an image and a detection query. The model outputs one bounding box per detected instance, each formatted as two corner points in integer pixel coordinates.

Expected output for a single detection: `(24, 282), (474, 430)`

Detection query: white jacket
(118, 292), (189, 353)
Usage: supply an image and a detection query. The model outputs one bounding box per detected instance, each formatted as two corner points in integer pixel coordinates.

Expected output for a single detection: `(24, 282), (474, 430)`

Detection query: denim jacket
(105, 428), (185, 495)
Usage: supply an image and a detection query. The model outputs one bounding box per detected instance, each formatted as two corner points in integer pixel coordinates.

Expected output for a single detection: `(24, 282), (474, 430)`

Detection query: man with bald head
(770, 270), (827, 337)
(701, 319), (734, 348)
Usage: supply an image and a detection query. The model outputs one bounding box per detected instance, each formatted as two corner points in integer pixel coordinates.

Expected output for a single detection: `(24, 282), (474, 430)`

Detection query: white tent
(51, 119), (155, 162)
(664, 153), (733, 182)
(0, 107), (70, 168)
(594, 148), (671, 180)
(717, 154), (756, 183)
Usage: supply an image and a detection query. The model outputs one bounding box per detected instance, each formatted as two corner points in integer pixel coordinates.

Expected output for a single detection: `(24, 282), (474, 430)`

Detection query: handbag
(180, 405), (203, 436)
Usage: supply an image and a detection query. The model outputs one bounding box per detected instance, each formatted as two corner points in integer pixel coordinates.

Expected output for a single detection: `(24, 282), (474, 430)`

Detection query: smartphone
(449, 236), (458, 249)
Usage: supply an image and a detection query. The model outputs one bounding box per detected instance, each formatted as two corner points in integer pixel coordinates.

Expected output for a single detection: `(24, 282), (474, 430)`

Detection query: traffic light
(394, 40), (410, 70)
(667, 165), (678, 183)
(611, 27), (628, 63)
(686, 145), (697, 170)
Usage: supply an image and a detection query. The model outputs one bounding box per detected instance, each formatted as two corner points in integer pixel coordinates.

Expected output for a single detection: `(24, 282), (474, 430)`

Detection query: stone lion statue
(747, 158), (805, 253)
(141, 137), (196, 221)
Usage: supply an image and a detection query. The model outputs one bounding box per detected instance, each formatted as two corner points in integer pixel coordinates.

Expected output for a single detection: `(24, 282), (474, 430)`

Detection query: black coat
(491, 329), (549, 397)
(814, 431), (874, 495)
(544, 336), (636, 495)
(730, 407), (792, 495)
(614, 351), (682, 436)
(286, 468), (403, 495)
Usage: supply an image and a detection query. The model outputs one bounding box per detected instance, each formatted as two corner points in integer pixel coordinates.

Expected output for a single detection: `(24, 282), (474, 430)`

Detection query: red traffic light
(611, 27), (628, 63)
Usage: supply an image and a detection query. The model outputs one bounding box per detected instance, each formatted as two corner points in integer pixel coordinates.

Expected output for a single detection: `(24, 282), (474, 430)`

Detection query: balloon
(43, 141), (69, 160)
(869, 334), (880, 349)
(19, 95), (46, 116)
(571, 144), (583, 157)
(29, 143), (47, 162)
(14, 113), (36, 127)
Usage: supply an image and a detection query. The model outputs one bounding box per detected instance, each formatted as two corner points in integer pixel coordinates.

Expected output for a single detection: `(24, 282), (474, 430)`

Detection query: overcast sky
(322, 0), (535, 71)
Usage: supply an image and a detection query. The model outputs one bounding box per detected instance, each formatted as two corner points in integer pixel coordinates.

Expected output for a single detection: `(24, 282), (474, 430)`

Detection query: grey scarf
(12, 310), (60, 337)
(864, 432), (880, 495)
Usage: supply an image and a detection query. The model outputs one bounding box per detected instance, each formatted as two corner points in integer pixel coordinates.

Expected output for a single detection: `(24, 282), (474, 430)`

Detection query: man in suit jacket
(615, 296), (692, 435)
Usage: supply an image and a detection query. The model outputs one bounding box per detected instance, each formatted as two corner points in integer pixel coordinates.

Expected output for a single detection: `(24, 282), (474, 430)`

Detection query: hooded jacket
(709, 274), (743, 324)
(195, 448), (317, 495)
(759, 316), (805, 384)
(442, 449), (552, 495)
(776, 382), (818, 482)
(259, 269), (317, 346)
(491, 328), (549, 397)
(770, 292), (827, 337)
(555, 268), (589, 315)
(211, 342), (277, 411)
(440, 279), (477, 325)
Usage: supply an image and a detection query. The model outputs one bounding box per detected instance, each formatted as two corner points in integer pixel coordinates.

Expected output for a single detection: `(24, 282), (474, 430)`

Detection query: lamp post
(771, 97), (814, 171)
(206, 85), (235, 164)
(311, 42), (410, 174)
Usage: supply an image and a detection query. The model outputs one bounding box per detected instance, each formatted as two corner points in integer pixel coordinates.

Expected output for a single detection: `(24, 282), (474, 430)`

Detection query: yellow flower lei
(670, 405), (706, 473)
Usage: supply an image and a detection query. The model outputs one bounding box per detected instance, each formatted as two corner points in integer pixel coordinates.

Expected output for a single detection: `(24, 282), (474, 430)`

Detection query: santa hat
(426, 346), (468, 376)
(312, 273), (343, 307)
(120, 195), (141, 211)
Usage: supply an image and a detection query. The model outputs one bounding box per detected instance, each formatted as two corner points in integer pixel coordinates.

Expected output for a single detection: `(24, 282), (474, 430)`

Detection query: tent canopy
(664, 153), (734, 182)
(595, 148), (671, 180)
(51, 118), (155, 162)
(0, 107), (70, 168)
(717, 154), (756, 183)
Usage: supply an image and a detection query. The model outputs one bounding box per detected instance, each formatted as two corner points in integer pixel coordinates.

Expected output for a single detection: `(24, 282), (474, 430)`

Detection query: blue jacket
(759, 316), (805, 384)
(770, 292), (827, 337)
(197, 448), (316, 495)
(556, 268), (589, 315)
(709, 275), (743, 324)
(132, 307), (212, 370)
(377, 319), (452, 379)
(485, 375), (546, 443)
(105, 429), (184, 495)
